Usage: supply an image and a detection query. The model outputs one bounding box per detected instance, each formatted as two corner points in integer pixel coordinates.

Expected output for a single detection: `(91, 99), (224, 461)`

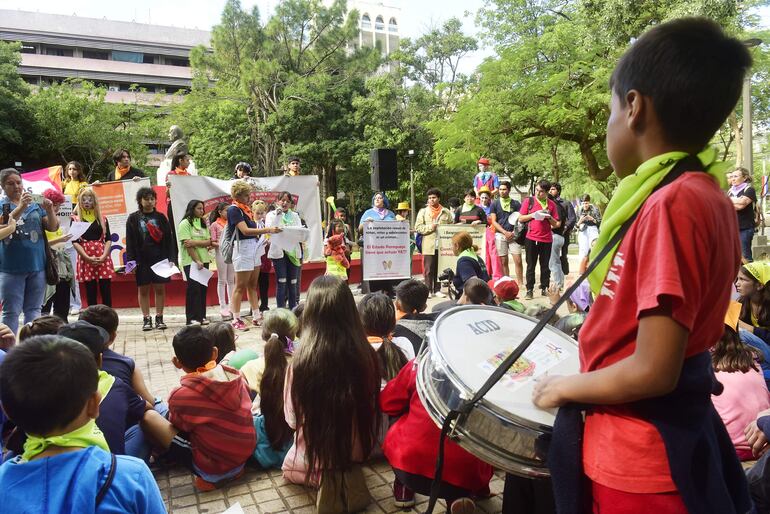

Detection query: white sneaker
(435, 291), (446, 298)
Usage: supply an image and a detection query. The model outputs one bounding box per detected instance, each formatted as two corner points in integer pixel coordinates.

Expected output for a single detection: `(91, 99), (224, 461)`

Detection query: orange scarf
(171, 167), (190, 176)
(115, 165), (130, 180)
(428, 203), (443, 220)
(215, 217), (227, 227)
(232, 200), (254, 221)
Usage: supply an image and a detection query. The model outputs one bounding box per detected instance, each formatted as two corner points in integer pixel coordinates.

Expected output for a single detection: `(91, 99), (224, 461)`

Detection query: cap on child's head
(724, 300), (742, 333)
(58, 321), (110, 360)
(0, 335), (98, 435)
(173, 325), (215, 370)
(488, 277), (519, 302)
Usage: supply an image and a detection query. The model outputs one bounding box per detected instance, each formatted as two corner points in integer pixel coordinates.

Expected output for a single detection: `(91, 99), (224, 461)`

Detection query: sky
(0, 0), (494, 73)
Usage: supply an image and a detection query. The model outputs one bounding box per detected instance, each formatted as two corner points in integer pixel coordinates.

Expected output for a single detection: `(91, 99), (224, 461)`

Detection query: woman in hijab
(358, 192), (398, 296)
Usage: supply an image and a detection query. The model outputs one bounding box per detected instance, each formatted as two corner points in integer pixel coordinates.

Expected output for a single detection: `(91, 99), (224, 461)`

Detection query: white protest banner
(362, 220), (411, 281)
(91, 178), (152, 268)
(436, 224), (487, 275)
(168, 174), (324, 262)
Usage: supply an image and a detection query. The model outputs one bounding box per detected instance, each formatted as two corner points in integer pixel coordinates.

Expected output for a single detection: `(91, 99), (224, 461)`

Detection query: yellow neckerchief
(21, 418), (109, 462)
(80, 209), (96, 223)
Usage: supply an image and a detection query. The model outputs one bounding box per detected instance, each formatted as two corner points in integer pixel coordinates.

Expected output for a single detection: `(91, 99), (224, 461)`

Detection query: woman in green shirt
(178, 199), (212, 326)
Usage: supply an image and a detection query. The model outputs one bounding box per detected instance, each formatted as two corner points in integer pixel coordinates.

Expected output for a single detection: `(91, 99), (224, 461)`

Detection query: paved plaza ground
(113, 263), (578, 514)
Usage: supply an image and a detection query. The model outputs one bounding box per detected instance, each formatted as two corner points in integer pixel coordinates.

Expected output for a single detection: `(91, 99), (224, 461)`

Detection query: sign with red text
(436, 224), (487, 275)
(362, 220), (411, 281)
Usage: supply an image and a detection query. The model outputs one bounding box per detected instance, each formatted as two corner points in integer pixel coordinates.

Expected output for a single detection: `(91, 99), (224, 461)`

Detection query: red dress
(76, 217), (115, 282)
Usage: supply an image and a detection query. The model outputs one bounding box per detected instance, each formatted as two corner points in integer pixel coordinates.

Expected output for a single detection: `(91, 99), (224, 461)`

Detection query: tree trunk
(578, 140), (613, 181)
(729, 111), (742, 168)
(550, 141), (560, 182)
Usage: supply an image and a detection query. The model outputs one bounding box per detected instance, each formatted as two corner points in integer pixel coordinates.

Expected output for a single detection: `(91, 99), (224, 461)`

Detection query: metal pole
(743, 74), (754, 175)
(410, 163), (416, 226)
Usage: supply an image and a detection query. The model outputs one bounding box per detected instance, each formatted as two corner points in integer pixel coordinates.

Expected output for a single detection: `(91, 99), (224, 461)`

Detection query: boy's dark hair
(447, 197), (461, 209)
(464, 188), (477, 198)
(17, 315), (65, 342)
(499, 180), (512, 189)
(396, 279), (429, 314)
(171, 152), (188, 170)
(581, 194), (591, 202)
(1, 335), (98, 435)
(426, 187), (442, 199)
(464, 278), (494, 305)
(536, 180), (551, 192)
(611, 17), (751, 151)
(206, 322), (236, 363)
(112, 148), (131, 165)
(550, 182), (562, 195)
(79, 304), (119, 339)
(173, 325), (215, 369)
(358, 293), (396, 337)
(135, 187), (156, 210)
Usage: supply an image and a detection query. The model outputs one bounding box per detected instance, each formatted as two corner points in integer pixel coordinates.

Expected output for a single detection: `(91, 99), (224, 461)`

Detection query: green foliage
(0, 42), (35, 168)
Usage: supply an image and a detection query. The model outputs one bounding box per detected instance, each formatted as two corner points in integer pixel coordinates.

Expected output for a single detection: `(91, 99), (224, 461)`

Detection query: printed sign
(362, 220), (411, 281)
(436, 224), (487, 275)
(91, 178), (151, 268)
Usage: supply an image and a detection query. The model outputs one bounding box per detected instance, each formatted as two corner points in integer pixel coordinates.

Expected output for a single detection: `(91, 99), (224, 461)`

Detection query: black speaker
(370, 148), (398, 191)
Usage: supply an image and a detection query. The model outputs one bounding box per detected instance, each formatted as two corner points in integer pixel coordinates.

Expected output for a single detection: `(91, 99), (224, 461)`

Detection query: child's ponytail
(712, 328), (761, 373)
(377, 336), (408, 382)
(260, 332), (294, 449)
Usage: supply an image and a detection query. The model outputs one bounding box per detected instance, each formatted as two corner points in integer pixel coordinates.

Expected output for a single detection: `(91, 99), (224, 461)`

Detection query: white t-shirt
(369, 335), (415, 361)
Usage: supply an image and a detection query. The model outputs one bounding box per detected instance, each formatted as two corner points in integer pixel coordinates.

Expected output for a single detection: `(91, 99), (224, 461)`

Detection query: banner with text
(436, 224), (487, 275)
(362, 220), (411, 281)
(91, 178), (152, 268)
(168, 174), (323, 262)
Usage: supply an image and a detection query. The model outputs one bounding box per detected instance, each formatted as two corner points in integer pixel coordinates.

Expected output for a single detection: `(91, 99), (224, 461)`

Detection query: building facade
(348, 0), (400, 62)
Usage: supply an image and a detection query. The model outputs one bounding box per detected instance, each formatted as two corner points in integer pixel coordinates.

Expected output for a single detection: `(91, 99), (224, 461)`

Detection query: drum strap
(423, 155), (704, 514)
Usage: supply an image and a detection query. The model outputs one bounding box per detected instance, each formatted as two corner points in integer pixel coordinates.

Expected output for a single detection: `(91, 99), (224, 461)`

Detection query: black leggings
(525, 239), (552, 292)
(84, 279), (112, 307)
(258, 271), (269, 312)
(42, 280), (71, 321)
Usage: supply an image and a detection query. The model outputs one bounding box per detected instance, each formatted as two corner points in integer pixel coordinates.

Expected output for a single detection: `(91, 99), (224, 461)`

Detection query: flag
(21, 166), (63, 194)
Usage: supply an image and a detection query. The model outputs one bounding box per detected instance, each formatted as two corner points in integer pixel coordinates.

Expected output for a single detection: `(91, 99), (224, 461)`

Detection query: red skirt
(77, 240), (115, 282)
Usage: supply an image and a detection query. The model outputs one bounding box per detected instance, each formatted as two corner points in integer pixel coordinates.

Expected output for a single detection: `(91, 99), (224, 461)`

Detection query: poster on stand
(436, 224), (487, 275)
(362, 220), (411, 281)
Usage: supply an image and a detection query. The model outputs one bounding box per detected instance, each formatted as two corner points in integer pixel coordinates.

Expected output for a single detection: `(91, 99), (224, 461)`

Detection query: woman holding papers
(358, 192), (398, 296)
(178, 199), (212, 326)
(229, 181), (281, 331)
(266, 191), (304, 310)
(126, 187), (175, 332)
(72, 188), (113, 308)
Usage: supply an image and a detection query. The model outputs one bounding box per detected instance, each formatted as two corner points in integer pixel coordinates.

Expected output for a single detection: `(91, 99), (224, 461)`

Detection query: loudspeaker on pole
(370, 149), (398, 191)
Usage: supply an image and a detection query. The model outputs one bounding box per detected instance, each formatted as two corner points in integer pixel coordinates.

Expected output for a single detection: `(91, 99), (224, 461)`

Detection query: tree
(0, 42), (36, 169)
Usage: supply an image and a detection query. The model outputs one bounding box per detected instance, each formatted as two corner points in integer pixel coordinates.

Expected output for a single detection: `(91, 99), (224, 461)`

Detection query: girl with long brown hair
(282, 276), (380, 510)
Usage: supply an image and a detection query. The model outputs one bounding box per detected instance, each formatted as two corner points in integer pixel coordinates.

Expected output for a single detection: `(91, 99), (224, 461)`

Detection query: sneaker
(232, 318), (249, 331)
(393, 480), (415, 508)
(435, 291), (446, 298)
(69, 308), (80, 316)
(524, 290), (534, 300)
(155, 315), (167, 330)
(142, 316), (153, 332)
(221, 308), (233, 321)
(186, 320), (201, 326)
(194, 475), (217, 492)
(450, 497), (476, 514)
(200, 318), (210, 326)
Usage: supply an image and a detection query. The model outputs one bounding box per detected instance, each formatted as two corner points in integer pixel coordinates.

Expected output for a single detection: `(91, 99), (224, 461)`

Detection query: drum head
(429, 305), (579, 427)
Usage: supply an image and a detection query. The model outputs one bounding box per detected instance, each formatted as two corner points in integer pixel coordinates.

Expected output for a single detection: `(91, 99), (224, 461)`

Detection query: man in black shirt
(728, 167), (758, 262)
(549, 182), (577, 281)
(106, 149), (146, 182)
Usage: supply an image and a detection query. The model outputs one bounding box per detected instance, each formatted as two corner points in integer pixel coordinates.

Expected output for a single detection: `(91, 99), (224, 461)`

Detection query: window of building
(112, 51), (144, 63)
(143, 54), (157, 64)
(165, 57), (189, 67)
(83, 50), (109, 60)
(389, 18), (398, 32)
(20, 43), (37, 54)
(44, 47), (74, 57)
(361, 14), (371, 29)
(375, 16), (385, 30)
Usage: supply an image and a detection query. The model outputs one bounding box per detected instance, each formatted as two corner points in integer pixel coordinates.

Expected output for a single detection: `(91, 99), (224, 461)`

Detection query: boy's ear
(172, 356), (183, 370)
(85, 391), (100, 420)
(211, 346), (219, 362)
(418, 302), (427, 313)
(109, 331), (117, 344)
(624, 89), (647, 133)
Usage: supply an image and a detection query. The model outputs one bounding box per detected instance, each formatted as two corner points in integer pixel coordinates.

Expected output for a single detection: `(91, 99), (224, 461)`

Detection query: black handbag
(513, 196), (533, 245)
(42, 233), (59, 286)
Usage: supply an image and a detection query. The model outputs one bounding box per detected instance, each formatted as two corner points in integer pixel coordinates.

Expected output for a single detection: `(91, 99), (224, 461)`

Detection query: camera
(438, 268), (454, 284)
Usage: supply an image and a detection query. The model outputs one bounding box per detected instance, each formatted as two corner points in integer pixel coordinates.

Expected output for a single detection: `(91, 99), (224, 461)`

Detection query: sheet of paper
(221, 503), (245, 514)
(150, 259), (181, 278)
(255, 236), (267, 262)
(270, 226), (310, 254)
(67, 221), (92, 241)
(189, 264), (214, 286)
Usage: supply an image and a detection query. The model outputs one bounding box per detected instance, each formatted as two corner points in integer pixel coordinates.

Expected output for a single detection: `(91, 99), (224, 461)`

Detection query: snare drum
(416, 305), (579, 477)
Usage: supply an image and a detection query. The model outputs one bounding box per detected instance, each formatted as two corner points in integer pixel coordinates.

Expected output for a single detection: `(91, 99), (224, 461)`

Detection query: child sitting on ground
(712, 301), (769, 461)
(79, 305), (156, 404)
(393, 279), (437, 356)
(58, 321), (149, 456)
(0, 335), (165, 513)
(206, 321), (259, 370)
(359, 292), (415, 382)
(240, 308), (298, 399)
(141, 325), (256, 491)
(17, 315), (65, 341)
(488, 277), (525, 313)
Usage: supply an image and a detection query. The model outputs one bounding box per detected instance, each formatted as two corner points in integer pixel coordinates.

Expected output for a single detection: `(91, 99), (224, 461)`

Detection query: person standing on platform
(106, 149), (145, 182)
(267, 192), (303, 309)
(234, 162), (252, 180)
(478, 187), (502, 280)
(473, 157), (499, 199)
(415, 188), (453, 298)
(209, 202), (235, 321)
(518, 180), (560, 299)
(62, 161), (87, 316)
(285, 157), (301, 177)
(178, 200), (212, 326)
(549, 182), (577, 279)
(359, 192), (398, 297)
(454, 189), (487, 225)
(490, 181), (523, 286)
(728, 167), (758, 263)
(72, 188), (113, 308)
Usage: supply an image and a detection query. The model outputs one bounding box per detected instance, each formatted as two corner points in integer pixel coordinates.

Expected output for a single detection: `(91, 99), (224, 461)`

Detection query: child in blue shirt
(0, 335), (165, 513)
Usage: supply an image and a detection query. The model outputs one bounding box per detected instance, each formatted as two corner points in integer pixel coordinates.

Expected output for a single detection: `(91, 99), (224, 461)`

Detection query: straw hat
(396, 201), (411, 211)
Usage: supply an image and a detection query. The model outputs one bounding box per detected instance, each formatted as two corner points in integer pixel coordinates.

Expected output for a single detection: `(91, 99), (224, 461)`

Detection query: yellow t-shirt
(63, 180), (87, 199)
(45, 228), (63, 241)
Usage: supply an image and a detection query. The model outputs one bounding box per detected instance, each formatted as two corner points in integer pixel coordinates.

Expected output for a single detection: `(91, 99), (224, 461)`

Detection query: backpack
(513, 196), (534, 245)
(220, 218), (240, 264)
(552, 198), (568, 236)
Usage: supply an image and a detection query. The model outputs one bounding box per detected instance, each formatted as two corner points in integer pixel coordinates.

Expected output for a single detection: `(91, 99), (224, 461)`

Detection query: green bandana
(504, 299), (525, 313)
(536, 197), (548, 210)
(459, 248), (477, 260)
(22, 419), (109, 461)
(463, 201), (475, 210)
(588, 147), (729, 294)
(500, 197), (512, 212)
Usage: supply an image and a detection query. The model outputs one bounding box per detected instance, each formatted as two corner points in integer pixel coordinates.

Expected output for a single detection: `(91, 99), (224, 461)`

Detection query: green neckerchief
(21, 369), (114, 461)
(588, 147), (729, 295)
(500, 196), (512, 212)
(504, 299), (525, 313)
(459, 248), (477, 260)
(281, 210), (301, 266)
(463, 201), (475, 210)
(192, 217), (202, 230)
(535, 197), (548, 210)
